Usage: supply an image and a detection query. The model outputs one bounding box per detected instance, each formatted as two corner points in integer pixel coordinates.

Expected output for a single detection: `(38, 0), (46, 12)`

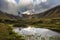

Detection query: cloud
(19, 0), (33, 6)
(18, 0), (60, 14)
(18, 0), (33, 12)
(42, 0), (47, 2)
(18, 0), (47, 12)
(32, 0), (60, 13)
(0, 0), (60, 15)
(0, 0), (18, 15)
(18, 0), (52, 13)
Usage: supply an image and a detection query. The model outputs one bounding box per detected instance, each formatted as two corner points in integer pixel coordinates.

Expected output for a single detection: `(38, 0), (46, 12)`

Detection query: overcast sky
(0, 0), (60, 15)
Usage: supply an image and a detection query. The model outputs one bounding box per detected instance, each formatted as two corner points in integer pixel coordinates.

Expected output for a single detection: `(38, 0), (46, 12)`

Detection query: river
(13, 26), (60, 40)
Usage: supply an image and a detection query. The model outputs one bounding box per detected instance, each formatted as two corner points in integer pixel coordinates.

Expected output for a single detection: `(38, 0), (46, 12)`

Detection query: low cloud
(0, 0), (18, 15)
(0, 0), (60, 15)
(18, 0), (60, 13)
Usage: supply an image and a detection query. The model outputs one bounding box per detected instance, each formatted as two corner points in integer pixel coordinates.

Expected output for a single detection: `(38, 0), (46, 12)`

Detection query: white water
(13, 27), (60, 40)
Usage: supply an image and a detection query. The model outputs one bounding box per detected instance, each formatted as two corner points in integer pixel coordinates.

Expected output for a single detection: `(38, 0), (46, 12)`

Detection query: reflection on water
(13, 27), (60, 40)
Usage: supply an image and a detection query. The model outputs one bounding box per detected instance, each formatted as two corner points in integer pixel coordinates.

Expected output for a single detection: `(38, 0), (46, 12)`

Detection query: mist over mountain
(33, 0), (60, 13)
(18, 0), (60, 14)
(0, 10), (21, 19)
(0, 0), (18, 15)
(32, 5), (60, 18)
(0, 0), (60, 15)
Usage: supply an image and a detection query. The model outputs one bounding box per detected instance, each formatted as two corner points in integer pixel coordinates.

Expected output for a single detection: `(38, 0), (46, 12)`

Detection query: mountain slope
(44, 6), (60, 18)
(33, 5), (60, 18)
(0, 11), (20, 20)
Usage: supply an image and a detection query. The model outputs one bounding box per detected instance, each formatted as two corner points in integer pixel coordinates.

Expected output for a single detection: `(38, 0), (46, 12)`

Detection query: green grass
(0, 18), (60, 40)
(0, 23), (25, 40)
(21, 18), (60, 32)
(0, 18), (60, 32)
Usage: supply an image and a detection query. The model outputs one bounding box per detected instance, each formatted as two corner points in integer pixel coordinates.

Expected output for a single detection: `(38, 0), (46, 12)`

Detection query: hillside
(43, 6), (60, 18)
(0, 11), (20, 20)
(0, 6), (60, 33)
(33, 5), (60, 18)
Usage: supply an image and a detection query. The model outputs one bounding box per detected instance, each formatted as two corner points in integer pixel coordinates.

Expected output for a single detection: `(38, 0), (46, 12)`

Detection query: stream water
(13, 27), (60, 40)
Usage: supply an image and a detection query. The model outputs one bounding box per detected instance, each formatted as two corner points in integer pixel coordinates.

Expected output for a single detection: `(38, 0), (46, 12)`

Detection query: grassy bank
(0, 18), (60, 32)
(22, 18), (60, 32)
(0, 23), (25, 40)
